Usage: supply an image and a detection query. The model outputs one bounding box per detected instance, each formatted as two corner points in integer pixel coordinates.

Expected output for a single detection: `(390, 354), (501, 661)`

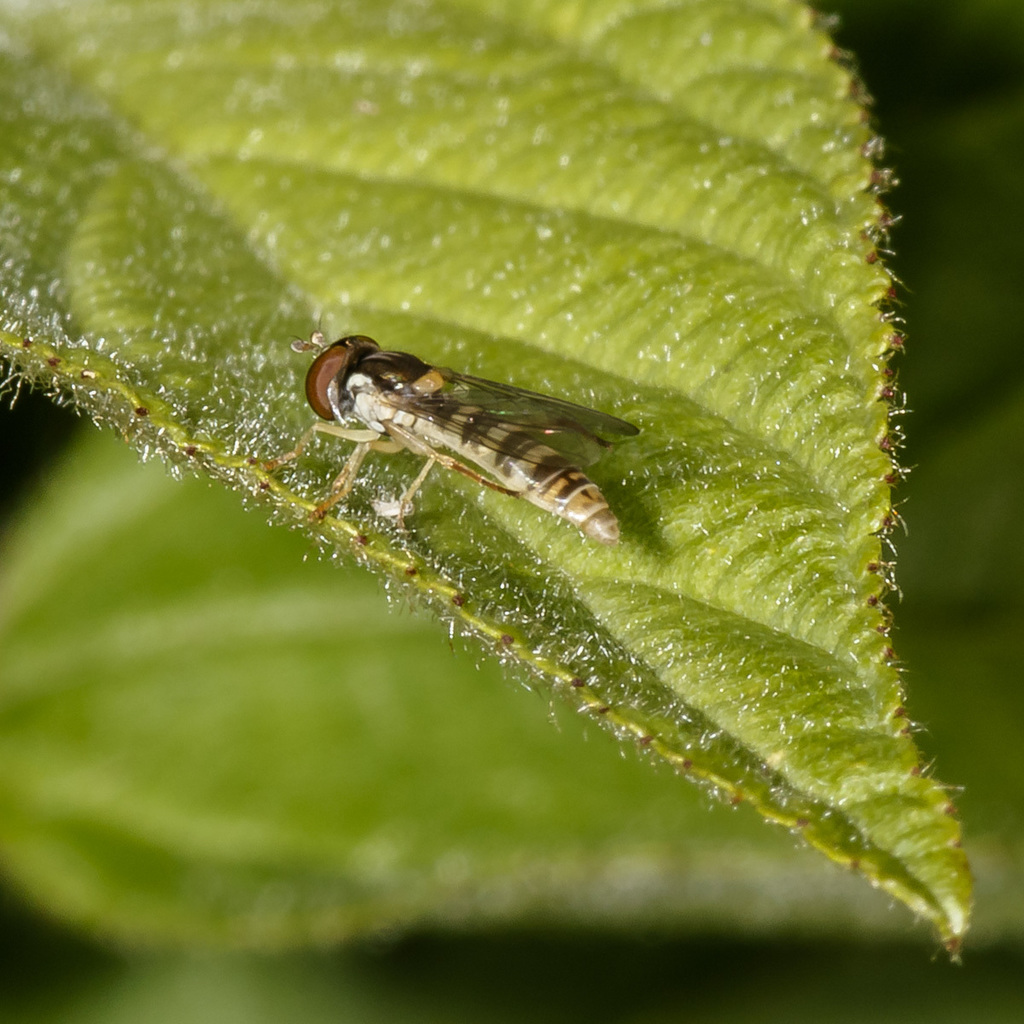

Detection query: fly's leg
(383, 423), (520, 498)
(370, 448), (512, 532)
(432, 453), (519, 497)
(312, 441), (372, 519)
(264, 422), (383, 472)
(391, 455), (438, 531)
(264, 422), (405, 520)
(263, 422), (320, 472)
(312, 435), (405, 520)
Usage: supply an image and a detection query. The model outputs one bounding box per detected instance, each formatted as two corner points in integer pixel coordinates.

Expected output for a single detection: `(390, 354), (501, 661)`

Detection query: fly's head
(303, 334), (381, 422)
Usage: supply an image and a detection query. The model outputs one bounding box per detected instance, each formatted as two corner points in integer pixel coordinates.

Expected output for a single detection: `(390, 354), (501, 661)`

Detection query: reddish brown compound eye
(304, 344), (350, 420)
(304, 336), (380, 419)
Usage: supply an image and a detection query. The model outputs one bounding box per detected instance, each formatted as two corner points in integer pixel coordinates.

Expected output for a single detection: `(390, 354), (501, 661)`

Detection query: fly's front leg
(264, 422), (382, 472)
(263, 421), (320, 472)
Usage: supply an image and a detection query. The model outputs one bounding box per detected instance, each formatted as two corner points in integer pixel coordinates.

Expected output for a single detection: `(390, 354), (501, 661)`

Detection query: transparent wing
(399, 369), (639, 467)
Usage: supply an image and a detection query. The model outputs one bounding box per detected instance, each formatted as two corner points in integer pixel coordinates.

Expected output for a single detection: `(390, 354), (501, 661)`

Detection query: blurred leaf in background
(1, 0), (1023, 1020)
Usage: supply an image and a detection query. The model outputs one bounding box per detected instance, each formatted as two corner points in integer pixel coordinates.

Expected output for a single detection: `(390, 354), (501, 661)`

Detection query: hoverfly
(268, 332), (639, 544)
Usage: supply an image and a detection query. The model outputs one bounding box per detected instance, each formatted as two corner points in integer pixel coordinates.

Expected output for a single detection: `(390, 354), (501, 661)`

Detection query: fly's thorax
(359, 350), (435, 389)
(340, 350), (444, 432)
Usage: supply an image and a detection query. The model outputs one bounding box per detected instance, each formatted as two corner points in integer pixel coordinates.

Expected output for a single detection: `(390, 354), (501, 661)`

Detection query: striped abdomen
(413, 412), (622, 544)
(522, 454), (621, 545)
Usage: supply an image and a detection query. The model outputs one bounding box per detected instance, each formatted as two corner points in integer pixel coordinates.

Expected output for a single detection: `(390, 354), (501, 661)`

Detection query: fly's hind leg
(383, 423), (522, 506)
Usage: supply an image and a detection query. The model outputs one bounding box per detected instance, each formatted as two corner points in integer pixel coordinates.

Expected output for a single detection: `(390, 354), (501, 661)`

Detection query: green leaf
(0, 0), (970, 945)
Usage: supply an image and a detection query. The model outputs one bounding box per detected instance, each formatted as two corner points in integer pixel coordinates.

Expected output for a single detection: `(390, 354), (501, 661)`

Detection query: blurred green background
(2, 1), (1023, 1020)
